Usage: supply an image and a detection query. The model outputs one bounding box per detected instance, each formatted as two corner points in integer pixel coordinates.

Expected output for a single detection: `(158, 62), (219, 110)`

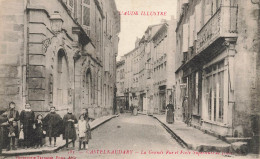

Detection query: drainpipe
(24, 0), (30, 107)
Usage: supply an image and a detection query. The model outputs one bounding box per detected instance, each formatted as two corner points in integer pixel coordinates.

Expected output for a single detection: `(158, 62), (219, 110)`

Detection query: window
(196, 72), (199, 99)
(205, 61), (224, 122)
(66, 0), (74, 14)
(182, 23), (189, 52)
(195, 2), (202, 39)
(97, 18), (102, 59)
(105, 12), (108, 33)
(82, 0), (90, 31)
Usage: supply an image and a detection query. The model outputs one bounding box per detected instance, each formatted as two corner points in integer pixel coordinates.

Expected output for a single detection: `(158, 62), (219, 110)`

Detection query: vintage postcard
(0, 0), (259, 159)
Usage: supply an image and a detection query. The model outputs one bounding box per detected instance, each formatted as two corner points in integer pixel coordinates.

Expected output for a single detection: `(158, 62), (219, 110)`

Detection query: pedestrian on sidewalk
(43, 107), (63, 147)
(63, 108), (77, 150)
(34, 114), (45, 148)
(20, 103), (35, 149)
(166, 101), (174, 124)
(130, 105), (134, 115)
(182, 96), (189, 124)
(78, 114), (91, 150)
(0, 112), (8, 154)
(4, 102), (19, 151)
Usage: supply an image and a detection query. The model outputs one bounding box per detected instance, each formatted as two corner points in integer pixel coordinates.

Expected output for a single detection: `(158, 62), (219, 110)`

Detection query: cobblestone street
(9, 114), (257, 159)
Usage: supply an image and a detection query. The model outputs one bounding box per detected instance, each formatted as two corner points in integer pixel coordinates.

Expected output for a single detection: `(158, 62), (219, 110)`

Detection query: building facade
(117, 17), (177, 115)
(151, 18), (176, 114)
(175, 0), (259, 150)
(116, 59), (126, 110)
(0, 0), (120, 118)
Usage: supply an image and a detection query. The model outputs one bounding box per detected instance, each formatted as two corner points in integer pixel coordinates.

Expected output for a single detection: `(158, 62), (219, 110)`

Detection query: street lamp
(42, 11), (64, 53)
(50, 11), (64, 33)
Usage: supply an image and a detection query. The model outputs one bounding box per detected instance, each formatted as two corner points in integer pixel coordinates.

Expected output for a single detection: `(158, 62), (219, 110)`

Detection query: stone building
(0, 0), (120, 118)
(150, 18), (176, 114)
(175, 0), (259, 152)
(125, 39), (142, 109)
(116, 59), (126, 110)
(118, 17), (177, 114)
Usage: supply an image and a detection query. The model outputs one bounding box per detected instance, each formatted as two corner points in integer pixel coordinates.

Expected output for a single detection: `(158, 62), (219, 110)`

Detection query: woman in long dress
(20, 103), (35, 148)
(63, 108), (77, 149)
(166, 102), (174, 124)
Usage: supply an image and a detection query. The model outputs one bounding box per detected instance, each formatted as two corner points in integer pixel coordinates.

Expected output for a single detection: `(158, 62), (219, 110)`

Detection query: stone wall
(0, 0), (120, 119)
(0, 0), (25, 111)
(233, 0), (259, 137)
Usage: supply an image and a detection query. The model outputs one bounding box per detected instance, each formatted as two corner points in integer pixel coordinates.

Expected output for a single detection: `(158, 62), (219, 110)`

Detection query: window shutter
(182, 23), (189, 53)
(195, 2), (202, 39)
(66, 0), (74, 14)
(205, 4), (212, 24)
(105, 47), (110, 71)
(82, 0), (91, 30)
(189, 14), (195, 47)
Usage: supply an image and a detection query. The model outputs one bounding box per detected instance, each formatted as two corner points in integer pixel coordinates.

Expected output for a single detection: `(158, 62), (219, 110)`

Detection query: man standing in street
(63, 107), (77, 150)
(4, 102), (19, 151)
(43, 107), (63, 147)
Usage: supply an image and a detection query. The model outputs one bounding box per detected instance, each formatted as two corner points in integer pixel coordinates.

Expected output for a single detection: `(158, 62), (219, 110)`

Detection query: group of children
(33, 108), (92, 150)
(1, 102), (91, 151)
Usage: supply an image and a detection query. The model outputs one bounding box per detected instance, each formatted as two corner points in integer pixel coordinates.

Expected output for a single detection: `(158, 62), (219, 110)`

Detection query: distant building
(175, 0), (259, 152)
(0, 0), (120, 118)
(116, 60), (126, 110)
(150, 18), (177, 114)
(118, 17), (177, 114)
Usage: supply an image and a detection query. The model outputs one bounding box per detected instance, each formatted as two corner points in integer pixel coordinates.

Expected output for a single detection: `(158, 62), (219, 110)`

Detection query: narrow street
(13, 114), (255, 159)
(20, 114), (183, 159)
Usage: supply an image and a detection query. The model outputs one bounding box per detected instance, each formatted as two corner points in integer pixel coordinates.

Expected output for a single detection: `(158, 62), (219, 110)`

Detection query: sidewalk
(152, 114), (232, 153)
(1, 114), (118, 157)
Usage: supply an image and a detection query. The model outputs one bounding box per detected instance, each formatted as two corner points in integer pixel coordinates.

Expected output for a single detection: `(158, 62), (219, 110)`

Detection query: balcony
(196, 6), (238, 54)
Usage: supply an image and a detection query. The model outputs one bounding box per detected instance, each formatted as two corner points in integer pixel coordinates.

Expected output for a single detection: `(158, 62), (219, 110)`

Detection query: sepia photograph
(0, 0), (259, 158)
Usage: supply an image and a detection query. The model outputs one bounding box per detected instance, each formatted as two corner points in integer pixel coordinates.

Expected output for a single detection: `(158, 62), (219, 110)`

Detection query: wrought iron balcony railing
(196, 6), (238, 54)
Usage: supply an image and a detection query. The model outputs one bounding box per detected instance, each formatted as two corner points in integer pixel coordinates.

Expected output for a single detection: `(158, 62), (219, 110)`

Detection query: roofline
(151, 23), (168, 41)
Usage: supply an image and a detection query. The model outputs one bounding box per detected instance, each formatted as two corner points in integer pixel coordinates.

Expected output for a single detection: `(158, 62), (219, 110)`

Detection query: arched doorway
(54, 49), (69, 111)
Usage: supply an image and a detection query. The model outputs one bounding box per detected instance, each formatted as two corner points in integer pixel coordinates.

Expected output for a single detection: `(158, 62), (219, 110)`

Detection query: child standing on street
(34, 114), (45, 148)
(78, 114), (91, 150)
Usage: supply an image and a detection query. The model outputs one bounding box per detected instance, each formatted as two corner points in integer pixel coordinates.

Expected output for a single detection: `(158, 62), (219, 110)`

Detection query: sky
(114, 0), (177, 61)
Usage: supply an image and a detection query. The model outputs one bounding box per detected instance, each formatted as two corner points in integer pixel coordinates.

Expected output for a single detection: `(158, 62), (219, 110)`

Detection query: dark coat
(43, 112), (62, 137)
(0, 114), (8, 151)
(5, 109), (19, 137)
(20, 110), (35, 138)
(34, 120), (44, 139)
(63, 113), (77, 140)
(20, 110), (35, 127)
(166, 104), (174, 123)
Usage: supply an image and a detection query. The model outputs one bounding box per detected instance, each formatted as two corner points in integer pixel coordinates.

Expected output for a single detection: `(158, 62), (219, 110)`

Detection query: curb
(90, 115), (119, 131)
(1, 115), (118, 157)
(151, 115), (231, 153)
(152, 115), (188, 149)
